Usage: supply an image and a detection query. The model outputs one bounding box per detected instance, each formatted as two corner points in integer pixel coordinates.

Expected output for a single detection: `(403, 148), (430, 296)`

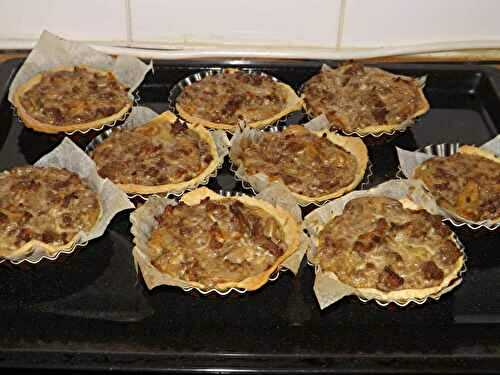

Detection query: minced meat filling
(0, 166), (100, 256)
(316, 197), (461, 292)
(232, 125), (358, 197)
(303, 63), (426, 132)
(177, 71), (289, 125)
(149, 198), (286, 288)
(20, 66), (130, 125)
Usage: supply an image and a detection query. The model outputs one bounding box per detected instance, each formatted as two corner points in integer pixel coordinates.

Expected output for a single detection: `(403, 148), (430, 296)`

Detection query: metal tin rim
(167, 68), (300, 131)
(0, 238), (89, 265)
(396, 142), (500, 231)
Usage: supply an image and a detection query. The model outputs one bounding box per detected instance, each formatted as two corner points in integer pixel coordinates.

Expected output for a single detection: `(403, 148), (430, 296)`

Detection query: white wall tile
(130, 0), (341, 48)
(342, 0), (500, 48)
(0, 0), (127, 42)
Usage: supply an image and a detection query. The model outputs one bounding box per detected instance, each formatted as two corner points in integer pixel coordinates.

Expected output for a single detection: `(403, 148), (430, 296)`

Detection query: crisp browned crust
(13, 65), (132, 134)
(175, 68), (303, 131)
(148, 187), (301, 291)
(90, 111), (223, 195)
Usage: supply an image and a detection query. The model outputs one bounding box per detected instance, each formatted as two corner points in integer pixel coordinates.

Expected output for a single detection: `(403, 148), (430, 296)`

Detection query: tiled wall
(1, 0), (499, 50)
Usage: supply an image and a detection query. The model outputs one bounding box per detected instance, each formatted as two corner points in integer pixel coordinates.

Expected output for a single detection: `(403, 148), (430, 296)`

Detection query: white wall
(1, 0), (499, 51)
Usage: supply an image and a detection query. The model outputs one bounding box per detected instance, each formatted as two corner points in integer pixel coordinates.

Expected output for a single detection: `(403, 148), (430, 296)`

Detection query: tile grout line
(125, 0), (133, 46)
(336, 0), (347, 51)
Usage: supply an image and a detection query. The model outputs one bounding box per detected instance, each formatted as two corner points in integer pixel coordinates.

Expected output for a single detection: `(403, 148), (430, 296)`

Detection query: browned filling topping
(91, 120), (214, 187)
(177, 71), (289, 125)
(149, 198), (286, 288)
(414, 152), (500, 222)
(317, 197), (461, 292)
(232, 125), (358, 197)
(0, 166), (100, 256)
(20, 66), (130, 126)
(303, 63), (426, 132)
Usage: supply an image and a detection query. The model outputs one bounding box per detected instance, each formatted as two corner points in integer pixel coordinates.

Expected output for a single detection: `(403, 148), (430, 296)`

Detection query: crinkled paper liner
(8, 30), (152, 134)
(167, 67), (302, 132)
(303, 179), (467, 309)
(229, 115), (373, 207)
(1, 137), (134, 264)
(130, 183), (308, 295)
(299, 64), (427, 138)
(396, 135), (500, 230)
(85, 106), (230, 200)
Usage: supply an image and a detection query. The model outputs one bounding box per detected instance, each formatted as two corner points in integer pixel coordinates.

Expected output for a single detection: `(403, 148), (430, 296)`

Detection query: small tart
(90, 112), (221, 195)
(414, 145), (500, 223)
(175, 69), (302, 131)
(0, 166), (101, 259)
(13, 65), (132, 133)
(230, 125), (368, 204)
(148, 188), (301, 291)
(302, 63), (429, 135)
(310, 196), (464, 302)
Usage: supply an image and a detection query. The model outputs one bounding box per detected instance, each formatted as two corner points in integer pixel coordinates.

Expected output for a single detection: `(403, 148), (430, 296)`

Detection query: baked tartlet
(13, 65), (132, 133)
(230, 125), (368, 204)
(302, 63), (429, 135)
(175, 69), (302, 131)
(143, 188), (301, 291)
(89, 111), (225, 196)
(308, 196), (464, 302)
(414, 145), (500, 223)
(0, 166), (101, 259)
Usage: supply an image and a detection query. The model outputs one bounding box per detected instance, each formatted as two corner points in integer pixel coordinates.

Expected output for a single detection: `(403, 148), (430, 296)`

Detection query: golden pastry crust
(230, 125), (368, 204)
(148, 187), (301, 291)
(175, 68), (303, 131)
(90, 111), (222, 195)
(0, 166), (101, 260)
(13, 65), (132, 134)
(414, 145), (500, 223)
(309, 196), (464, 302)
(302, 63), (429, 135)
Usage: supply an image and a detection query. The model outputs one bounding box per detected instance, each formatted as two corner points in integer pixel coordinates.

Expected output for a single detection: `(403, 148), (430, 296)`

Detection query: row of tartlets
(13, 62), (428, 136)
(3, 32), (499, 308)
(1, 106), (498, 306)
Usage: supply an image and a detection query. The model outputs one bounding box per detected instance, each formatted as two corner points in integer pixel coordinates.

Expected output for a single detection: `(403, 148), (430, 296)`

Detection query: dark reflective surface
(0, 59), (499, 373)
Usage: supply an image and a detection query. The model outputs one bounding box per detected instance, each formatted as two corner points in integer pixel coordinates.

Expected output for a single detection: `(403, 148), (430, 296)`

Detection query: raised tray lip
(1, 58), (500, 373)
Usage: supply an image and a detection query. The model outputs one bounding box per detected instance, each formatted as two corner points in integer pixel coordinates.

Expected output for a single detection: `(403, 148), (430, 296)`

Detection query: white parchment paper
(8, 30), (152, 103)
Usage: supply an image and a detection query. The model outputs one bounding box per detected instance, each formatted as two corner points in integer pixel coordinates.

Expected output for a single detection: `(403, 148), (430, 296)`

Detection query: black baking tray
(0, 58), (499, 374)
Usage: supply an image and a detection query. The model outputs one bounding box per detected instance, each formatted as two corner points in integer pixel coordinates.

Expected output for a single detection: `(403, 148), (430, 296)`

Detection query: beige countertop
(1, 51), (499, 67)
